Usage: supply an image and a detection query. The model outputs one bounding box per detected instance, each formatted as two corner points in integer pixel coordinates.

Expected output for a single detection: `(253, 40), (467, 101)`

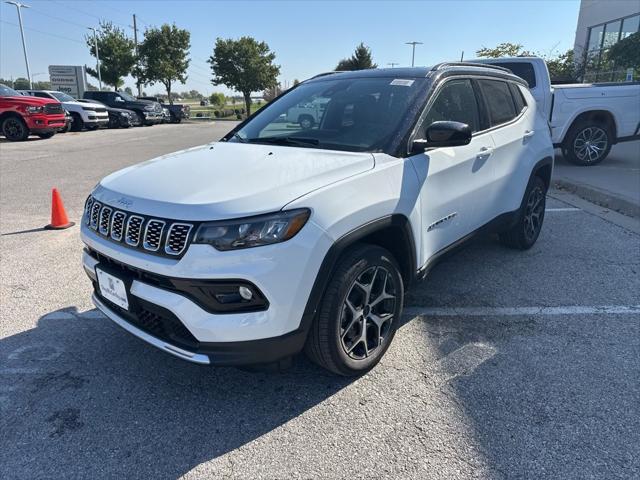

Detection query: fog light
(239, 286), (253, 301)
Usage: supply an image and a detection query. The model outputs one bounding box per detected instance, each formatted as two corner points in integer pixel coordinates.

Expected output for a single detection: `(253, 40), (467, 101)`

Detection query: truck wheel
(299, 115), (314, 129)
(36, 132), (55, 139)
(71, 113), (84, 132)
(564, 121), (612, 166)
(305, 244), (404, 376)
(2, 116), (29, 141)
(499, 176), (546, 250)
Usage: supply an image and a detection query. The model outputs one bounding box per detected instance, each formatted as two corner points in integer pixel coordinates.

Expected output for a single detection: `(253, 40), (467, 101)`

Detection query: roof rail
(430, 62), (512, 73)
(308, 71), (339, 80)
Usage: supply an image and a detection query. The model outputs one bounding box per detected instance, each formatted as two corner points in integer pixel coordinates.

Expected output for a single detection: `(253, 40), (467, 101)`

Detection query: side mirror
(412, 121), (472, 153)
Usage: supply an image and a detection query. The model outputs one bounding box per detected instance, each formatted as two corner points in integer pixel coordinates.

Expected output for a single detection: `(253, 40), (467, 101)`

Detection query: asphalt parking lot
(1, 123), (639, 479)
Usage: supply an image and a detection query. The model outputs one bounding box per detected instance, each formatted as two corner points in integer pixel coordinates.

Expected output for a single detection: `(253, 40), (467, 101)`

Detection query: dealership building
(573, 0), (640, 81)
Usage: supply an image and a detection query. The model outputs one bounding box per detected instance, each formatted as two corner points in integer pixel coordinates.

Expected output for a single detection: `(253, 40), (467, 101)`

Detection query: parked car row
(0, 84), (190, 141)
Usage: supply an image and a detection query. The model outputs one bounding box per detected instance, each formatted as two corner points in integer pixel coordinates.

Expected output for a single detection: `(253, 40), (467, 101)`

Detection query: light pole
(6, 1), (32, 89)
(87, 26), (102, 90)
(31, 72), (45, 85)
(405, 41), (423, 67)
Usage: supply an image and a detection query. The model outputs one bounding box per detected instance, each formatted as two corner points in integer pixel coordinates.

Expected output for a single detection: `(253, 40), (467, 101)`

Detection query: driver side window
(419, 79), (480, 137)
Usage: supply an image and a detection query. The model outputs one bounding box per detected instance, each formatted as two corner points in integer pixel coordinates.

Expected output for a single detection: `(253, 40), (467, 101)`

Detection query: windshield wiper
(231, 132), (246, 143)
(246, 136), (320, 147)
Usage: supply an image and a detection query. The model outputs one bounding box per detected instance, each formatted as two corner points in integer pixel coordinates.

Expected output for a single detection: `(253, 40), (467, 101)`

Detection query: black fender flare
(297, 214), (416, 338)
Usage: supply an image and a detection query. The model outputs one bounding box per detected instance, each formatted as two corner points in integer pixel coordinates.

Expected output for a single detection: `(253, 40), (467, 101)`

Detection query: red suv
(0, 84), (66, 141)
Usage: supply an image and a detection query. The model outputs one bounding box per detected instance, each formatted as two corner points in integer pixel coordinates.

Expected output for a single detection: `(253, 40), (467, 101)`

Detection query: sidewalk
(552, 140), (640, 218)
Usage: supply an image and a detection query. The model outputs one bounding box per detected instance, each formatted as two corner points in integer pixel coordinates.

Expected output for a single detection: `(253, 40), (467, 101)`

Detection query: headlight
(194, 209), (310, 251)
(26, 106), (44, 114)
(144, 104), (155, 111)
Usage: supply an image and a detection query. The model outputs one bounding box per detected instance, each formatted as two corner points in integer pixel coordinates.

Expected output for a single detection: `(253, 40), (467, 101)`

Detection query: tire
(305, 244), (404, 376)
(499, 176), (547, 250)
(298, 115), (314, 129)
(132, 111), (145, 126)
(2, 116), (29, 141)
(36, 132), (55, 139)
(71, 113), (84, 132)
(563, 120), (612, 166)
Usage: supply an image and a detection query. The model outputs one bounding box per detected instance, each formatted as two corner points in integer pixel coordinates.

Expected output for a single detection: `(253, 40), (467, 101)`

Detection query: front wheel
(71, 113), (84, 132)
(298, 115), (314, 129)
(564, 122), (612, 166)
(499, 176), (547, 250)
(2, 116), (29, 141)
(305, 244), (404, 376)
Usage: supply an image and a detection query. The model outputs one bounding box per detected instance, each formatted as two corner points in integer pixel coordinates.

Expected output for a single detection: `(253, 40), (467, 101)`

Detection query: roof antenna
(460, 51), (464, 61)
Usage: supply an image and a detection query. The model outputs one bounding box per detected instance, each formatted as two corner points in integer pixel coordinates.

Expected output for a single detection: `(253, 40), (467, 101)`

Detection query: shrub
(236, 113), (243, 120)
(196, 112), (203, 118)
(213, 110), (220, 118)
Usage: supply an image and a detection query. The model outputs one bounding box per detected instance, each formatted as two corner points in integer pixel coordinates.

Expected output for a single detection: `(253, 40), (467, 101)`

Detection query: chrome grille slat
(126, 215), (144, 246)
(165, 223), (193, 256)
(143, 219), (165, 251)
(99, 206), (112, 235)
(110, 211), (126, 241)
(90, 202), (102, 230)
(85, 196), (194, 258)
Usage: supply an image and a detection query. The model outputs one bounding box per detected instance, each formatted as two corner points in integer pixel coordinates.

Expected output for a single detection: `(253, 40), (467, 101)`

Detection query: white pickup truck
(476, 57), (640, 165)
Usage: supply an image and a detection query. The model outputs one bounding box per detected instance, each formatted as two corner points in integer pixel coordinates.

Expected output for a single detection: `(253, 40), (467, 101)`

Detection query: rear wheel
(305, 244), (404, 376)
(564, 121), (612, 166)
(2, 116), (29, 141)
(499, 176), (547, 250)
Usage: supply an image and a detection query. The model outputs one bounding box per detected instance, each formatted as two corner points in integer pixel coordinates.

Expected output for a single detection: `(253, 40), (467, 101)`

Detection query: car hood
(3, 95), (59, 106)
(66, 100), (102, 109)
(93, 142), (374, 220)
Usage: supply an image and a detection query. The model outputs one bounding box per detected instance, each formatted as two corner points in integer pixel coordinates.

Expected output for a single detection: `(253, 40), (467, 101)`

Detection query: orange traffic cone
(45, 188), (75, 230)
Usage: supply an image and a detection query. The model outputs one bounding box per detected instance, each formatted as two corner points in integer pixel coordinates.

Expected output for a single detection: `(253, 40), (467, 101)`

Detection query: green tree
(137, 24), (191, 104)
(209, 36), (280, 115)
(545, 49), (580, 83)
(336, 43), (377, 70)
(209, 92), (226, 107)
(124, 86), (133, 95)
(12, 77), (30, 89)
(85, 21), (136, 89)
(476, 42), (534, 58)
(608, 31), (640, 69)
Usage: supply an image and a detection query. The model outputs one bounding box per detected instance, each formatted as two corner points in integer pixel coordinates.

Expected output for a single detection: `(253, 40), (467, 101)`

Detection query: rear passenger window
(421, 79), (480, 134)
(488, 62), (537, 88)
(509, 83), (527, 113)
(478, 80), (517, 126)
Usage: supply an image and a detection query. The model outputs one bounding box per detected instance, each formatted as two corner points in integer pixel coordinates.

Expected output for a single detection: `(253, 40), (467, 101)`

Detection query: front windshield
(0, 84), (20, 97)
(232, 76), (426, 152)
(118, 91), (136, 101)
(51, 91), (75, 102)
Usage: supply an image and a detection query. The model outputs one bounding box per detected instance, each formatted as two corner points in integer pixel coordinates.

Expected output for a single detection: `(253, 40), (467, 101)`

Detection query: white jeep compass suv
(81, 63), (553, 375)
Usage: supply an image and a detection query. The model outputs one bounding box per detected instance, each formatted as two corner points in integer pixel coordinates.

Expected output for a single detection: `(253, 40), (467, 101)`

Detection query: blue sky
(1, 0), (580, 95)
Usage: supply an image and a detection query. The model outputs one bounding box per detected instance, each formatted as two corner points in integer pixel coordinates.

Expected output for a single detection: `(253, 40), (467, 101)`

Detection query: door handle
(476, 146), (493, 159)
(523, 130), (535, 138)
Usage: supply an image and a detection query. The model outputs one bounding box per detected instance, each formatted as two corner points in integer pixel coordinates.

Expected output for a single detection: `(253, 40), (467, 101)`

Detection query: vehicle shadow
(400, 233), (640, 478)
(0, 308), (353, 479)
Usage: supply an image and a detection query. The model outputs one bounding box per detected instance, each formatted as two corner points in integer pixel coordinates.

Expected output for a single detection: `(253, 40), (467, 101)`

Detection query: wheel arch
(531, 156), (554, 190)
(563, 109), (618, 145)
(0, 111), (25, 124)
(298, 214), (416, 337)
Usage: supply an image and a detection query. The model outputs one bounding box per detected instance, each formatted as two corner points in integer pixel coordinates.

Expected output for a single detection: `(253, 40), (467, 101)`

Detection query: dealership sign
(48, 65), (88, 98)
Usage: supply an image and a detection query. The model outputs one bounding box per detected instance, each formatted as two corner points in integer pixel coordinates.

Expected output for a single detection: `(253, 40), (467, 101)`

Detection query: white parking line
(545, 207), (581, 212)
(404, 305), (640, 317)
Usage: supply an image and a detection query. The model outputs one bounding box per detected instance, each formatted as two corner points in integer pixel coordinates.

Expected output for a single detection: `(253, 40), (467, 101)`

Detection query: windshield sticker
(390, 79), (414, 87)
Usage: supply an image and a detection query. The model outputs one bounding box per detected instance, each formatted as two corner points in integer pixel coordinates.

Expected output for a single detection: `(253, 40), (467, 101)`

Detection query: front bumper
(25, 114), (66, 131)
(81, 219), (332, 365)
(143, 112), (163, 124)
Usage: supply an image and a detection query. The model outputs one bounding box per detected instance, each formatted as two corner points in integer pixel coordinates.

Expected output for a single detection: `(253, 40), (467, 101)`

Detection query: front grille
(90, 202), (101, 229)
(165, 223), (192, 255)
(44, 103), (64, 114)
(110, 211), (126, 241)
(84, 196), (196, 259)
(99, 206), (112, 235)
(143, 220), (165, 251)
(96, 108), (107, 113)
(125, 215), (144, 246)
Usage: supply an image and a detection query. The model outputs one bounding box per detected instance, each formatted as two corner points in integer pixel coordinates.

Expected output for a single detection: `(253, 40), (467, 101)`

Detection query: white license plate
(96, 268), (129, 310)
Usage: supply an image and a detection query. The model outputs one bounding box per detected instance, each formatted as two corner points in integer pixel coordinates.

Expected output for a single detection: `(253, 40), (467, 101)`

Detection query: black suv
(83, 91), (163, 126)
(138, 96), (189, 123)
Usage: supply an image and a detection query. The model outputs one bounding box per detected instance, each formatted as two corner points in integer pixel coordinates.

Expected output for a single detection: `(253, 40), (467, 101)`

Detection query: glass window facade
(584, 13), (639, 82)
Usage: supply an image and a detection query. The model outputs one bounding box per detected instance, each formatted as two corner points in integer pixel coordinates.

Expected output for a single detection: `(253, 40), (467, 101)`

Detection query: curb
(553, 178), (639, 219)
